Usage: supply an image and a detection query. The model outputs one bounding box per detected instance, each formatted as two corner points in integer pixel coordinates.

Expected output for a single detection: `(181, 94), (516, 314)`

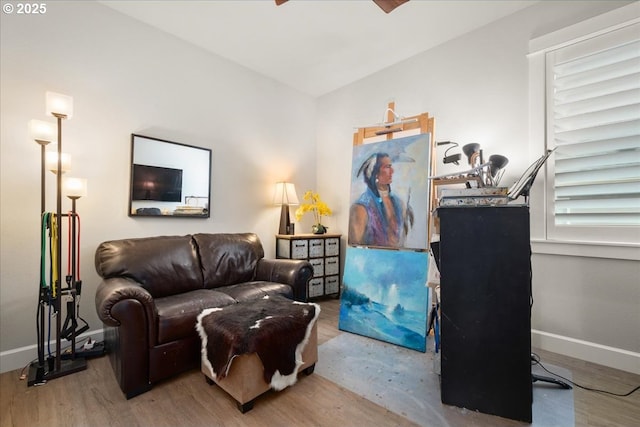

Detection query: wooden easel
(352, 102), (437, 243)
(353, 102), (434, 146)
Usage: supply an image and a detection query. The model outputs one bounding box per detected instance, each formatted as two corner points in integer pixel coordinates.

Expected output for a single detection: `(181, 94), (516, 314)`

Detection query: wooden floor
(1, 298), (638, 427)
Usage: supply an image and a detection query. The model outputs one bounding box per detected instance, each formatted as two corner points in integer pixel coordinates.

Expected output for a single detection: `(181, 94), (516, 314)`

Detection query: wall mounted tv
(132, 164), (183, 202)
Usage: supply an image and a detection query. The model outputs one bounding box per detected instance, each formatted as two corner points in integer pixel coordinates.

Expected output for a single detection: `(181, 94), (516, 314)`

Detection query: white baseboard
(532, 329), (640, 375)
(0, 329), (104, 375)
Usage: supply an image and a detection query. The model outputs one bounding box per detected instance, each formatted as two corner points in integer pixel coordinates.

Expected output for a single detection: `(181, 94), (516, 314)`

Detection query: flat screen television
(131, 164), (183, 202)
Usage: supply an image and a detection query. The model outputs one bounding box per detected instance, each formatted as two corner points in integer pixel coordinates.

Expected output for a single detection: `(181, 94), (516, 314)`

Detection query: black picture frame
(129, 134), (212, 218)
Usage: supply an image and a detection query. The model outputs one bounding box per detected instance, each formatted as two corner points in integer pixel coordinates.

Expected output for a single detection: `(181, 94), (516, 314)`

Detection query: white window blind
(547, 25), (640, 230)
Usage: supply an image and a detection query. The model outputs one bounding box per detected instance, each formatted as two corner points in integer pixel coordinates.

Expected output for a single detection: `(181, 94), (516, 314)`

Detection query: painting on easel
(348, 133), (431, 250)
(338, 247), (430, 352)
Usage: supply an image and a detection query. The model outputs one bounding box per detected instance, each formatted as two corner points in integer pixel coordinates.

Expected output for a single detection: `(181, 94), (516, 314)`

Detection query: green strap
(40, 213), (48, 289)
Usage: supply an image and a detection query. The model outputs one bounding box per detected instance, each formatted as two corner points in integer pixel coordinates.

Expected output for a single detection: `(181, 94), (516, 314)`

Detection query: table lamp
(273, 182), (299, 235)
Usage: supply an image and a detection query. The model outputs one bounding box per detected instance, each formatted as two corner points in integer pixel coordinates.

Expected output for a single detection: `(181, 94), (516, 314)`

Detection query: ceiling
(100, 0), (537, 97)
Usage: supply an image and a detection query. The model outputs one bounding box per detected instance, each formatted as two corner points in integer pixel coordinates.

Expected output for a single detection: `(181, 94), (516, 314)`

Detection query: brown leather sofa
(94, 232), (313, 399)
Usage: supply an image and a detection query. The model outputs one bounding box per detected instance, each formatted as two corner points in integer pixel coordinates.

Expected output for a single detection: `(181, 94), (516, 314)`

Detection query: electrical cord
(531, 352), (640, 397)
(443, 142), (459, 159)
(528, 255), (639, 397)
(19, 357), (38, 381)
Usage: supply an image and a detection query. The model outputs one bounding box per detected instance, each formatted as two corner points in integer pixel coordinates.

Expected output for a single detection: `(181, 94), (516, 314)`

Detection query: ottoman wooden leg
(237, 399), (255, 413)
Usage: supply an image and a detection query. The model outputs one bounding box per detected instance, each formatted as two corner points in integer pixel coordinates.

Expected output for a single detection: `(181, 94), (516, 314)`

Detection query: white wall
(0, 2), (316, 372)
(315, 0), (639, 374)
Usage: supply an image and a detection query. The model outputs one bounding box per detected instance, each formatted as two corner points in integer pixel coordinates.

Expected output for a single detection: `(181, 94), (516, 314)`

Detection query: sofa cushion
(95, 235), (204, 298)
(155, 289), (236, 344)
(193, 233), (264, 289)
(217, 281), (294, 302)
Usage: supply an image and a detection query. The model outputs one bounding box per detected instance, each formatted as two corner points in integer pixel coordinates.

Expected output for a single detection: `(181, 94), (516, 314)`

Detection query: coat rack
(27, 92), (88, 386)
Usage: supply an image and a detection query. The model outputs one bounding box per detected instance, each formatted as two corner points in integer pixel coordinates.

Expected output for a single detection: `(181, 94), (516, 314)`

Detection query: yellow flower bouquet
(295, 190), (332, 234)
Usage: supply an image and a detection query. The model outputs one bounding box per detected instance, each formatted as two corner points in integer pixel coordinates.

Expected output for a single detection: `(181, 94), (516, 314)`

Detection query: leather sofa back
(95, 234), (203, 298)
(193, 233), (264, 289)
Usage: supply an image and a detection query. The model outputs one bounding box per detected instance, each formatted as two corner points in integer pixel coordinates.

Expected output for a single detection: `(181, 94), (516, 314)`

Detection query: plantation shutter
(547, 28), (640, 227)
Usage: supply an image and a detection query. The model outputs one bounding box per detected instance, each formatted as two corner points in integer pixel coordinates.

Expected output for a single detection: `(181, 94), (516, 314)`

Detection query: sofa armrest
(95, 277), (155, 329)
(255, 258), (313, 301)
(95, 277), (156, 398)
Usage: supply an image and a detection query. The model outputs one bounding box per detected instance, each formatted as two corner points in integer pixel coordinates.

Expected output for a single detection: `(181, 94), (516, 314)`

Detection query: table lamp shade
(273, 182), (299, 205)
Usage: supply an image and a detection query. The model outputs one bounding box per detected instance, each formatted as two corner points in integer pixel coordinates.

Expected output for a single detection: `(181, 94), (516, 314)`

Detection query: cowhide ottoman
(196, 296), (320, 413)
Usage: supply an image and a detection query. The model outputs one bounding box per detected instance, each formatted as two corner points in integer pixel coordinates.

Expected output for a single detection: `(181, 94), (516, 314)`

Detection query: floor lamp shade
(273, 182), (299, 235)
(63, 177), (87, 199)
(46, 91), (73, 119)
(28, 119), (56, 144)
(45, 150), (71, 174)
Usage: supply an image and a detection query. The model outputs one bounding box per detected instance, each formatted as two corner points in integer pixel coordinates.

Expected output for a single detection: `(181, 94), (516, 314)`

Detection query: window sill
(531, 239), (640, 261)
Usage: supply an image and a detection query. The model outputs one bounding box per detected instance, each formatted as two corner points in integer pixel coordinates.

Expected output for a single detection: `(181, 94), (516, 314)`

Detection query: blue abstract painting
(338, 247), (430, 352)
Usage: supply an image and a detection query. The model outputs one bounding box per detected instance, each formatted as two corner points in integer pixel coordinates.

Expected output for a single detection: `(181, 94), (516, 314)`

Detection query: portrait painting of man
(348, 133), (431, 250)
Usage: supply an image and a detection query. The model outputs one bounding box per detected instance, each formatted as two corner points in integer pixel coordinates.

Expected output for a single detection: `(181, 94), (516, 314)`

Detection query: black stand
(532, 355), (572, 389)
(532, 373), (573, 389)
(27, 357), (87, 386)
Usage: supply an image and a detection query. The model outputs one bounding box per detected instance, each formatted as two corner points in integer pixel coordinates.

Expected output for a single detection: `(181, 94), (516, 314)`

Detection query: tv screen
(132, 164), (183, 202)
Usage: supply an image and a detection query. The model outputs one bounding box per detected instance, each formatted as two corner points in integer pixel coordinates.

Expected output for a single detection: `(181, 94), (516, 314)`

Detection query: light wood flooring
(1, 298), (639, 426)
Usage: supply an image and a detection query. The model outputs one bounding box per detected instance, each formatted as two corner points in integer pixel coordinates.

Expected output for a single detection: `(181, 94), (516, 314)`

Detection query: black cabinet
(438, 206), (532, 423)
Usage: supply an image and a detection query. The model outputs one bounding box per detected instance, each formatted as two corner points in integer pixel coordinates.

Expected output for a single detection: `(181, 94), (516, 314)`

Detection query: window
(547, 28), (640, 228)
(529, 6), (640, 252)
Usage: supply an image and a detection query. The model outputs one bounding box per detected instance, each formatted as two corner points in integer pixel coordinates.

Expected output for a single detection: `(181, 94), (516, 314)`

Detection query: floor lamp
(27, 91), (88, 386)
